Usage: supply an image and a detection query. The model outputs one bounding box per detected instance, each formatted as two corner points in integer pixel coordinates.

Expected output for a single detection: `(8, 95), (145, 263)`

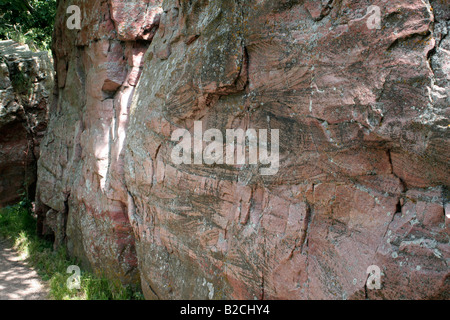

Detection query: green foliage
(10, 65), (33, 94)
(0, 201), (144, 300)
(50, 271), (145, 300)
(0, 0), (57, 51)
(0, 200), (34, 240)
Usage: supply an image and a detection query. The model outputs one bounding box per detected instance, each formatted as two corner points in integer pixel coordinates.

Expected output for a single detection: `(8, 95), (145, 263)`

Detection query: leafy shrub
(0, 0), (57, 51)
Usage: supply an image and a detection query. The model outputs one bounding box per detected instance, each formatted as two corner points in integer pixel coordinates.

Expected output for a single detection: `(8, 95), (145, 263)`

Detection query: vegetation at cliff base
(0, 0), (57, 51)
(0, 200), (144, 300)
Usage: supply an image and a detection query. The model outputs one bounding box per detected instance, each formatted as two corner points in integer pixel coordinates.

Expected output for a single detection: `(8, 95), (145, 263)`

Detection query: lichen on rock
(35, 0), (449, 299)
(0, 40), (53, 207)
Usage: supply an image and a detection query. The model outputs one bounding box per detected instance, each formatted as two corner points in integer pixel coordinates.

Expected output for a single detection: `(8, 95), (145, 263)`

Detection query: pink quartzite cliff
(36, 0), (449, 299)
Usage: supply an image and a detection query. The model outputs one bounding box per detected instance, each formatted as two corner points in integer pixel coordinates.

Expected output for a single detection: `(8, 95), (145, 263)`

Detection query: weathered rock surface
(36, 0), (163, 282)
(0, 41), (52, 207)
(37, 0), (449, 299)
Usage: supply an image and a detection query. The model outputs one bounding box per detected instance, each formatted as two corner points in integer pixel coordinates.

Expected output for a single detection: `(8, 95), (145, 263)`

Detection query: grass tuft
(0, 200), (144, 300)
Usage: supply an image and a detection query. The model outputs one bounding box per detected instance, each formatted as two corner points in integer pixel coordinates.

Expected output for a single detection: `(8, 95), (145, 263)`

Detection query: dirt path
(0, 239), (48, 300)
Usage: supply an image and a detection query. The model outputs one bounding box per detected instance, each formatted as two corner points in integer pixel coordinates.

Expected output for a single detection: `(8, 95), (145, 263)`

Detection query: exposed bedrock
(37, 0), (449, 298)
(36, 0), (163, 282)
(0, 41), (52, 208)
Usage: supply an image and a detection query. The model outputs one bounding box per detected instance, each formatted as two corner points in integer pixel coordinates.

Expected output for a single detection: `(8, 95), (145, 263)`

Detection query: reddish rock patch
(36, 0), (449, 299)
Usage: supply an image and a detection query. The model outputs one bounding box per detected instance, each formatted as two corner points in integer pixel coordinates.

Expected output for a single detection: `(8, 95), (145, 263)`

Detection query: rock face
(0, 41), (52, 207)
(37, 0), (449, 299)
(36, 0), (163, 282)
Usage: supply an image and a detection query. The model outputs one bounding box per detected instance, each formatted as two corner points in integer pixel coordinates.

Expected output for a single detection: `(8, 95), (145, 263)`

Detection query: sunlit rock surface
(37, 0), (449, 298)
(36, 0), (163, 283)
